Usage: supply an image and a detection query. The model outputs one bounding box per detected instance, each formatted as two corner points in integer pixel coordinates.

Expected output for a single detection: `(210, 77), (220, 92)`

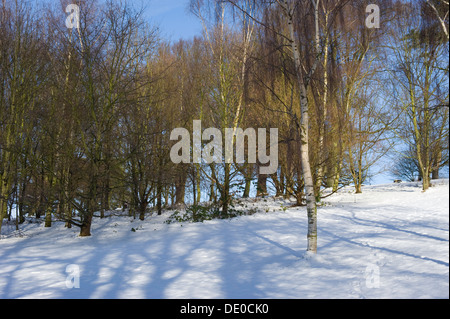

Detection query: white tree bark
(282, 0), (318, 253)
(426, 0), (449, 41)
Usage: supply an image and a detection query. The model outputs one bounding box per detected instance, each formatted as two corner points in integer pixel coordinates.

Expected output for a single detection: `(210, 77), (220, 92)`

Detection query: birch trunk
(284, 0), (318, 253)
(315, 28), (329, 197)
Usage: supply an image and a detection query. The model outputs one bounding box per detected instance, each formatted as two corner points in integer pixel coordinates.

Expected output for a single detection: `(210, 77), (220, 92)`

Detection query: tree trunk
(44, 174), (53, 227)
(256, 172), (267, 197)
(44, 206), (52, 227)
(284, 0), (318, 253)
(157, 182), (162, 216)
(139, 201), (147, 221)
(192, 174), (197, 205)
(271, 173), (283, 197)
(315, 18), (329, 199)
(175, 172), (187, 206)
(164, 186), (169, 208)
(332, 162), (342, 192)
(432, 149), (441, 179)
(432, 168), (439, 180)
(80, 159), (99, 236)
(18, 181), (26, 224)
(0, 156), (12, 235)
(196, 164), (202, 204)
(0, 181), (9, 235)
(80, 214), (93, 237)
(243, 178), (251, 198)
(221, 163), (231, 215)
(209, 180), (216, 202)
(65, 203), (72, 228)
(422, 167), (430, 191)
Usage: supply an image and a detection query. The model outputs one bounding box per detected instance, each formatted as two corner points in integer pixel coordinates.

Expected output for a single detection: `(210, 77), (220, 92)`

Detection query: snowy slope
(0, 180), (448, 299)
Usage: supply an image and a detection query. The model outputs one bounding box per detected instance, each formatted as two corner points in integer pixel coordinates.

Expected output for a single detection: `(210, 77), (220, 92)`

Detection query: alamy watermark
(64, 3), (380, 30)
(170, 120), (278, 175)
(366, 4), (380, 29)
(65, 264), (80, 289)
(65, 4), (80, 29)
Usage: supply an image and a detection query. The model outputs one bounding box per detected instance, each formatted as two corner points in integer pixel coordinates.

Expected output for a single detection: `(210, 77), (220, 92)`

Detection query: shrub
(165, 201), (244, 224)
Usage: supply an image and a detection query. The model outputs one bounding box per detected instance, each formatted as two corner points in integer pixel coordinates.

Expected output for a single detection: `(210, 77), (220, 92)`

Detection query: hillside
(0, 180), (448, 299)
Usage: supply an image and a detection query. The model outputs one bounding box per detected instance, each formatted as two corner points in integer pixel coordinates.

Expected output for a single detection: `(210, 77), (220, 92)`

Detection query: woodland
(0, 0), (448, 252)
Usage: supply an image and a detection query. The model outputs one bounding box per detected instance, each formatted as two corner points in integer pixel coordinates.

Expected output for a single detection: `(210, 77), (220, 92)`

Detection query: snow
(0, 180), (448, 299)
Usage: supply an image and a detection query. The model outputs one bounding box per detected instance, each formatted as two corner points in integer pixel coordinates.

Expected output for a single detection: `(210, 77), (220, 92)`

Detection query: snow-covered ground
(0, 180), (448, 299)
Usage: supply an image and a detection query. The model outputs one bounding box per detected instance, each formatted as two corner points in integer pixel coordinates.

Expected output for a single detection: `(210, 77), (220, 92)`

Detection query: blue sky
(142, 0), (203, 41)
(36, 0), (202, 41)
(140, 1), (399, 186)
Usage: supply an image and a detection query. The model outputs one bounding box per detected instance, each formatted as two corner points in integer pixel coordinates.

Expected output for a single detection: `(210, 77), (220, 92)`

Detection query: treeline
(0, 0), (448, 240)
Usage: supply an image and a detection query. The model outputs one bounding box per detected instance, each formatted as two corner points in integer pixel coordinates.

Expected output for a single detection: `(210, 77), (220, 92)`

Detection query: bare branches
(426, 0), (449, 41)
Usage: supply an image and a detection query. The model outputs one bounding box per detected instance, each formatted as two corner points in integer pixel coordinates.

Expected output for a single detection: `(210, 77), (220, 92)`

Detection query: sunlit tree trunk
(283, 0), (318, 253)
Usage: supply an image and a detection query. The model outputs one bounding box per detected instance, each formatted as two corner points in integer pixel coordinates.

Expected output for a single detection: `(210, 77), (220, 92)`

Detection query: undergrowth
(165, 201), (244, 224)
